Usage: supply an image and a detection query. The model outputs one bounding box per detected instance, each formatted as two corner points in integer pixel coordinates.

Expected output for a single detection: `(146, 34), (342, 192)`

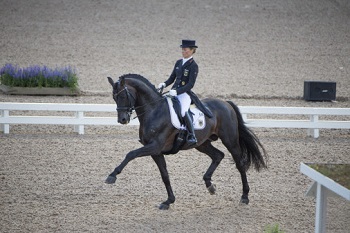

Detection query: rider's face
(182, 48), (193, 59)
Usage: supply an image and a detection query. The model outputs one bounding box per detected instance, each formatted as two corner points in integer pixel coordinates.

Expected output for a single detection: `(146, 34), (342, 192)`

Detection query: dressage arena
(1, 0), (349, 232)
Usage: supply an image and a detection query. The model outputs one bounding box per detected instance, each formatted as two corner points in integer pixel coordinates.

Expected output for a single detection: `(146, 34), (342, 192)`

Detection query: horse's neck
(135, 89), (161, 107)
(133, 83), (163, 116)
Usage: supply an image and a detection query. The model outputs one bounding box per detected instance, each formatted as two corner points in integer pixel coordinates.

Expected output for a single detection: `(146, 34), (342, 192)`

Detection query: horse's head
(108, 76), (136, 124)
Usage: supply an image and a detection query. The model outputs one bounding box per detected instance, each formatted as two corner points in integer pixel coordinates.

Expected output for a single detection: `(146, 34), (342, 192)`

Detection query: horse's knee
(125, 152), (137, 162)
(214, 154), (224, 167)
(213, 151), (224, 164)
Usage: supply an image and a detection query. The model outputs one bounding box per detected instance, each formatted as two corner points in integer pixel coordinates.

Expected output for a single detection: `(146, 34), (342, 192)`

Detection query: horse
(105, 74), (267, 210)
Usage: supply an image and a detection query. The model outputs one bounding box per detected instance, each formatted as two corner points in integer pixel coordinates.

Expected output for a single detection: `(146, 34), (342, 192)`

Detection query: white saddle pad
(166, 97), (206, 130)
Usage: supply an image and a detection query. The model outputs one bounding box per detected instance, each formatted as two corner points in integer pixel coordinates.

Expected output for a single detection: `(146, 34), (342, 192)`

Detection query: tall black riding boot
(184, 111), (197, 146)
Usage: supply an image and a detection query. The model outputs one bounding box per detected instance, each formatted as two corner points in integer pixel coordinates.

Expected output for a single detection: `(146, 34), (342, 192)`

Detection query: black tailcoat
(164, 58), (198, 95)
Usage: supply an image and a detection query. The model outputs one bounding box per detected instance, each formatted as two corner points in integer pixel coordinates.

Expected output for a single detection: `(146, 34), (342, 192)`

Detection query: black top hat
(180, 40), (198, 48)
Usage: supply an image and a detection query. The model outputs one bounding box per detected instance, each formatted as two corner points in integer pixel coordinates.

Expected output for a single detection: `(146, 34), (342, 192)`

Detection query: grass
(264, 223), (285, 233)
(309, 163), (350, 189)
(0, 63), (79, 91)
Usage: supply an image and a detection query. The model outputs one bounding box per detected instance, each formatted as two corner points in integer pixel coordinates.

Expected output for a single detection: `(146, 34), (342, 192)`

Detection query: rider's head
(180, 40), (197, 58)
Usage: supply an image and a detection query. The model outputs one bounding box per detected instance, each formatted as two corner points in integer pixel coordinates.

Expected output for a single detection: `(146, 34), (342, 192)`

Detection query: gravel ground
(1, 0), (349, 232)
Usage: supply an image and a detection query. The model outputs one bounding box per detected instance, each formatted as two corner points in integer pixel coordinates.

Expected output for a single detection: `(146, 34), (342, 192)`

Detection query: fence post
(308, 115), (319, 139)
(315, 183), (327, 233)
(1, 110), (10, 134)
(0, 109), (3, 133)
(74, 111), (84, 134)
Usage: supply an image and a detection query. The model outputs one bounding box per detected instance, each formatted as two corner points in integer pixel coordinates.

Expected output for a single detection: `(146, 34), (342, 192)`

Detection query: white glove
(158, 83), (166, 89)
(169, 89), (177, 96)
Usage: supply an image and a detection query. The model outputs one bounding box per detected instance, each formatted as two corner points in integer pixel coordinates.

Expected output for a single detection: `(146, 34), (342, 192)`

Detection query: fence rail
(1, 103), (349, 138)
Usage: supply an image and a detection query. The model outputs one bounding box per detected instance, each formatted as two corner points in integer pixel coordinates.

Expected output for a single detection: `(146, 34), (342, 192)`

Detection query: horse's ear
(107, 77), (114, 86)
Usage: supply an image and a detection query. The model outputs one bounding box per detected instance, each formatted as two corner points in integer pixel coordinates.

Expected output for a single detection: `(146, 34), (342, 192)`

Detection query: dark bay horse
(106, 74), (267, 210)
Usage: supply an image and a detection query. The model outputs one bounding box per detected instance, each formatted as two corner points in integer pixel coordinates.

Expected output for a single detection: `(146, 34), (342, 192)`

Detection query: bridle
(114, 86), (136, 118)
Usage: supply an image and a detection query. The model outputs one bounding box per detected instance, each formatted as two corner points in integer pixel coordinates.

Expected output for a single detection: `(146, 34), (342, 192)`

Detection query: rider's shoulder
(190, 59), (198, 68)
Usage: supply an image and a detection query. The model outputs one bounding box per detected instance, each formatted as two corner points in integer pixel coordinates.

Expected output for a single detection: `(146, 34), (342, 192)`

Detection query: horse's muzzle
(118, 115), (130, 125)
(118, 117), (129, 124)
(117, 111), (131, 124)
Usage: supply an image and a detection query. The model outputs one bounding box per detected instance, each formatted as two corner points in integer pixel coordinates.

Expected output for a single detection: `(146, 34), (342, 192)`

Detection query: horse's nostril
(118, 118), (127, 124)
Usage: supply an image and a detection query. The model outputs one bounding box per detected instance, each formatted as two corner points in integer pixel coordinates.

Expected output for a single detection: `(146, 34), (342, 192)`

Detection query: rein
(131, 97), (165, 119)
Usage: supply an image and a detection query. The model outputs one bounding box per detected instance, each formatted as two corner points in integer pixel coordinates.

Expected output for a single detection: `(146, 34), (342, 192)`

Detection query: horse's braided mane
(120, 73), (161, 96)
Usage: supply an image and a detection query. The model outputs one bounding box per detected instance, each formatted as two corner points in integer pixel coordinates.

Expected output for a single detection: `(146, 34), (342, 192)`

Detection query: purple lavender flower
(0, 63), (78, 90)
(0, 63), (18, 77)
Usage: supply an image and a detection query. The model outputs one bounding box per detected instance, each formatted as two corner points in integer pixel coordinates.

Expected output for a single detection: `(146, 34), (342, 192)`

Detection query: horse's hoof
(105, 176), (117, 184)
(159, 203), (169, 210)
(240, 197), (249, 205)
(207, 184), (216, 195)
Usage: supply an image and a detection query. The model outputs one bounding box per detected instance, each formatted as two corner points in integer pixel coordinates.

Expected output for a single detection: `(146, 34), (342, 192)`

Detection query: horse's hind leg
(221, 138), (250, 204)
(234, 155), (250, 204)
(151, 154), (175, 210)
(196, 140), (225, 195)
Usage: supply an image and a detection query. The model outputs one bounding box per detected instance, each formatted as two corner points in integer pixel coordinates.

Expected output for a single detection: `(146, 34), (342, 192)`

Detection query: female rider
(158, 39), (199, 146)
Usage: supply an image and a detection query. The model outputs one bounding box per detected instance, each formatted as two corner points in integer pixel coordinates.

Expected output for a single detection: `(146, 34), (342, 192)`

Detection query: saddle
(166, 97), (206, 130)
(163, 97), (207, 155)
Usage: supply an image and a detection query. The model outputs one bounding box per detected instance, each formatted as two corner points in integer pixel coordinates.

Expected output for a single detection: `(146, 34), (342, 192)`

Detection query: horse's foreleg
(151, 154), (175, 210)
(196, 141), (225, 195)
(105, 143), (160, 184)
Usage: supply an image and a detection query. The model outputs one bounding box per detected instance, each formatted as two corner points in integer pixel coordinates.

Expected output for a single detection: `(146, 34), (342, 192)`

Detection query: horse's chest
(139, 126), (157, 142)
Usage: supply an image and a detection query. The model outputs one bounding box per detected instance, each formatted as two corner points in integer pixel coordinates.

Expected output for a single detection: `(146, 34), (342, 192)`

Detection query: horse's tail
(227, 101), (268, 171)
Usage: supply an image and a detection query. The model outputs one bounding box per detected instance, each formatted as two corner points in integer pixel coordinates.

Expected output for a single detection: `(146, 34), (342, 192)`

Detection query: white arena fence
(0, 102), (349, 138)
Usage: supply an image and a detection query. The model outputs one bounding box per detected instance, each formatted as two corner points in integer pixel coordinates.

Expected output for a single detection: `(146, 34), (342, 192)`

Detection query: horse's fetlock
(203, 178), (211, 188)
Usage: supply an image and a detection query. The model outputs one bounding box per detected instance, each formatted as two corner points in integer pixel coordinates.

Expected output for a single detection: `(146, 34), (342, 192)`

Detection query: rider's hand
(169, 89), (177, 96)
(158, 83), (166, 89)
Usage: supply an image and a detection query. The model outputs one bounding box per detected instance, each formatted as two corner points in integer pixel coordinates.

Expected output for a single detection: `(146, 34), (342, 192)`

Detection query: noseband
(114, 86), (136, 117)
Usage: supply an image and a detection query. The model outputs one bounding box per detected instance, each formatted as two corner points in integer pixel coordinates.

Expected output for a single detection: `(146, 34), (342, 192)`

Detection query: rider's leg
(183, 111), (197, 145)
(177, 93), (197, 145)
(177, 93), (191, 117)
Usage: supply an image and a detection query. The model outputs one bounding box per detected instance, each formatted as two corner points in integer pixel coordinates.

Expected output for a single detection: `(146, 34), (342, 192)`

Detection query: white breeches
(176, 93), (191, 117)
